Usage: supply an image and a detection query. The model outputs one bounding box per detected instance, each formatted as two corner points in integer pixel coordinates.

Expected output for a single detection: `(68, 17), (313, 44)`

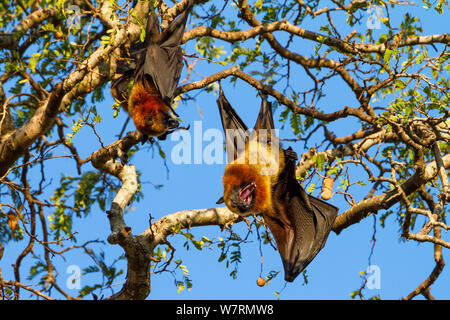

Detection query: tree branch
(176, 67), (373, 123)
(332, 154), (450, 234)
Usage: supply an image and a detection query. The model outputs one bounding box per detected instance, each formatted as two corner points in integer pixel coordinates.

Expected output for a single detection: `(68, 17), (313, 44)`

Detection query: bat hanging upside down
(216, 88), (338, 282)
(110, 0), (194, 141)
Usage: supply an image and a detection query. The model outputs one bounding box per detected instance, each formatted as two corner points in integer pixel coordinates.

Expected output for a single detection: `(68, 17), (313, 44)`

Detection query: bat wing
(253, 94), (274, 131)
(267, 147), (338, 282)
(141, 0), (194, 106)
(110, 19), (152, 106)
(111, 71), (132, 108)
(144, 12), (161, 45)
(158, 0), (194, 47)
(216, 87), (249, 162)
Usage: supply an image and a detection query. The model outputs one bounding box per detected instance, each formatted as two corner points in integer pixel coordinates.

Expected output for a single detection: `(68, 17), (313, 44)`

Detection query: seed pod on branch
(7, 211), (18, 232)
(321, 177), (334, 200)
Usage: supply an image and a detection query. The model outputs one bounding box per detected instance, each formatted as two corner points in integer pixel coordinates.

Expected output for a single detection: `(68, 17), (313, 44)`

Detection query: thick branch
(333, 155), (450, 234)
(0, 1), (148, 177)
(184, 20), (448, 55)
(0, 82), (66, 178)
(147, 207), (242, 245)
(237, 0), (364, 99)
(0, 8), (58, 49)
(176, 67), (373, 123)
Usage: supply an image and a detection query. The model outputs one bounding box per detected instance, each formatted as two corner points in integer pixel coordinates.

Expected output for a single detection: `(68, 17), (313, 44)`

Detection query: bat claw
(140, 134), (148, 144)
(220, 221), (234, 232)
(216, 196), (224, 204)
(140, 135), (155, 145)
(157, 134), (167, 141)
(162, 124), (191, 139)
(174, 124), (190, 131)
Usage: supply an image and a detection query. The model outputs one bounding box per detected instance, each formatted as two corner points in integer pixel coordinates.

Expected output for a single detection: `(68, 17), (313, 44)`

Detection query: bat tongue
(239, 182), (255, 204)
(240, 189), (252, 204)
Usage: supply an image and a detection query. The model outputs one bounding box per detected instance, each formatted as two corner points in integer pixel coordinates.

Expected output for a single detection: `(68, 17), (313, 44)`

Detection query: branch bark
(332, 154), (450, 234)
(0, 8), (59, 49)
(176, 67), (373, 123)
(0, 1), (150, 177)
(183, 21), (449, 55)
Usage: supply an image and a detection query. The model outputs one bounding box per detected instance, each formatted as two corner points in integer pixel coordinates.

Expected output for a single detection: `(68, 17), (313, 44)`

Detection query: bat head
(221, 164), (271, 215)
(228, 181), (256, 213)
(141, 112), (179, 135)
(128, 79), (180, 137)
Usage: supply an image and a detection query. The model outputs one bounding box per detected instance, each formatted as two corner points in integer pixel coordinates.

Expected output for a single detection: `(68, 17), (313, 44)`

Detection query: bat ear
(216, 196), (225, 204)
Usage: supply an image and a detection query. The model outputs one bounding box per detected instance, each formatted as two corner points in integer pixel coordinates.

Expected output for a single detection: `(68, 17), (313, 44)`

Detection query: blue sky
(1, 1), (448, 300)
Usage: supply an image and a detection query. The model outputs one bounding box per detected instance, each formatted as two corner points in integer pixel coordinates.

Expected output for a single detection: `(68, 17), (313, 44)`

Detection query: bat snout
(166, 116), (179, 130)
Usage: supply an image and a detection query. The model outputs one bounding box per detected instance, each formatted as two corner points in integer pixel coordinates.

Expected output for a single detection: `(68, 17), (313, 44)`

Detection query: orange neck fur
(129, 81), (168, 114)
(128, 81), (170, 136)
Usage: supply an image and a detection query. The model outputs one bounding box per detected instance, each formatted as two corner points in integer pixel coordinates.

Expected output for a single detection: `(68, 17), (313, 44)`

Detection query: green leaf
(307, 184), (315, 194)
(383, 48), (393, 63)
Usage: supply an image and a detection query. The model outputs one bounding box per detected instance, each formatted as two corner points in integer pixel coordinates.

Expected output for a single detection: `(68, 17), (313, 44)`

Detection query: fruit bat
(216, 88), (338, 282)
(110, 0), (194, 141)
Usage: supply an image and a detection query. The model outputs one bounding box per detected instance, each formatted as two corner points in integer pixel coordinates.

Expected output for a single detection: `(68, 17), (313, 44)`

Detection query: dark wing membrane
(111, 71), (133, 107)
(253, 95), (274, 131)
(141, 0), (194, 106)
(303, 193), (338, 259)
(144, 13), (161, 45)
(269, 148), (338, 282)
(158, 0), (193, 47)
(110, 19), (153, 105)
(111, 1), (194, 108)
(110, 42), (143, 106)
(216, 87), (249, 163)
(143, 44), (183, 105)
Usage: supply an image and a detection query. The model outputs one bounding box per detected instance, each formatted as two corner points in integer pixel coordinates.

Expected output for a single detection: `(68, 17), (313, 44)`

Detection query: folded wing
(268, 148), (338, 282)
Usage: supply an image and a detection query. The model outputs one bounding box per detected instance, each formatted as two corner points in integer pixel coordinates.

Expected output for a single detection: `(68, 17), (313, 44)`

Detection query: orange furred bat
(110, 0), (194, 141)
(216, 88), (338, 282)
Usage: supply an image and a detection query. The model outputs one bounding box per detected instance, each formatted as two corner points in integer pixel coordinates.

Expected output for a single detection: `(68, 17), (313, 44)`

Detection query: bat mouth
(239, 182), (256, 205)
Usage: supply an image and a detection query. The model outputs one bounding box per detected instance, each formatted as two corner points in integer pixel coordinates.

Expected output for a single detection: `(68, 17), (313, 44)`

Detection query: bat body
(111, 1), (194, 140)
(217, 88), (338, 282)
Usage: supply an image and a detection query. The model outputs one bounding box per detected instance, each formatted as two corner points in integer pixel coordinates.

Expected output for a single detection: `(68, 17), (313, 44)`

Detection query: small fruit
(256, 277), (265, 287)
(55, 31), (64, 40)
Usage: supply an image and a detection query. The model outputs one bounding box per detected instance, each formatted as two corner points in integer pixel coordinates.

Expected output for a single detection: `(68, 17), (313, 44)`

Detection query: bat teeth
(239, 181), (256, 204)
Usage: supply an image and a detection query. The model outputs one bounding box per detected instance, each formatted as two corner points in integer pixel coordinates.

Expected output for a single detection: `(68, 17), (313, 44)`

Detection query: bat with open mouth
(110, 0), (194, 141)
(216, 88), (338, 282)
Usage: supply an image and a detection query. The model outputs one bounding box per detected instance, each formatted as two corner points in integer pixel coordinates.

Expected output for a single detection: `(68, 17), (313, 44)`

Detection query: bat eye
(145, 116), (153, 125)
